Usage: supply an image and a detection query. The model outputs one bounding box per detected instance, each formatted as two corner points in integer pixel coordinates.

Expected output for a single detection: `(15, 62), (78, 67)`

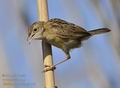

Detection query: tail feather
(88, 28), (111, 35)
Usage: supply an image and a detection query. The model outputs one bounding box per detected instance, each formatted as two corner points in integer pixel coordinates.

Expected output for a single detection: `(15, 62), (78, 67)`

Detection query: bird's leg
(43, 52), (70, 72)
(54, 53), (70, 67)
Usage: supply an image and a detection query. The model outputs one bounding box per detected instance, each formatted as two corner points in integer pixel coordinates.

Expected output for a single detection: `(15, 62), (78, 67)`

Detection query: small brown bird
(28, 18), (110, 70)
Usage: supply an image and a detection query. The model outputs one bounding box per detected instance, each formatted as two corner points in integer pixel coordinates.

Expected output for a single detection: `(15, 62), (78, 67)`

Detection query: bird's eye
(34, 28), (37, 31)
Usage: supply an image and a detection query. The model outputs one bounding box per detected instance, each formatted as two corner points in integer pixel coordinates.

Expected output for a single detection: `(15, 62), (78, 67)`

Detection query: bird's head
(27, 21), (45, 42)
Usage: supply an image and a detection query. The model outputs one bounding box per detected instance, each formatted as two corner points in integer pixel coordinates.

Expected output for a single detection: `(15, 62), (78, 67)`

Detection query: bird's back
(44, 18), (91, 40)
(43, 18), (91, 50)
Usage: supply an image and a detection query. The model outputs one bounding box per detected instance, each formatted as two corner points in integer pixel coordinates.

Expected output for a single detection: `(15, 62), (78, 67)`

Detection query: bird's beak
(27, 34), (34, 44)
(27, 37), (32, 44)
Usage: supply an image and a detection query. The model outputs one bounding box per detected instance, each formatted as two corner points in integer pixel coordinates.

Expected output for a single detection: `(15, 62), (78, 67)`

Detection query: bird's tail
(88, 28), (111, 35)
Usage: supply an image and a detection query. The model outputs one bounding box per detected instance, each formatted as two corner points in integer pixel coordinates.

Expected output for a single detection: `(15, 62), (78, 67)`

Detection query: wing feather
(45, 18), (91, 39)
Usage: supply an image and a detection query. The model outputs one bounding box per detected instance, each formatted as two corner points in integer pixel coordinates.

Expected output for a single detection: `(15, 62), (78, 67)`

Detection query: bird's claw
(43, 65), (56, 72)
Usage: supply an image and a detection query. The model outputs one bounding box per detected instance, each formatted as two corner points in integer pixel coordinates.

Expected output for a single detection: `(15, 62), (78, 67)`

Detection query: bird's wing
(45, 18), (91, 39)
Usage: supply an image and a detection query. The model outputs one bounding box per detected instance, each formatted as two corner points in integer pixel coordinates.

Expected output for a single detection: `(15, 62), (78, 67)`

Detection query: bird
(28, 18), (111, 71)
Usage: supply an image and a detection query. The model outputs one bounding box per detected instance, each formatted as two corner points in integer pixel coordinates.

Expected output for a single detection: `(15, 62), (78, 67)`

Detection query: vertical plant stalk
(37, 0), (56, 88)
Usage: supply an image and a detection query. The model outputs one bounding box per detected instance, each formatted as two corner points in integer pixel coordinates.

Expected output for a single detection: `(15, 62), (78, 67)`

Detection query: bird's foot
(43, 65), (56, 72)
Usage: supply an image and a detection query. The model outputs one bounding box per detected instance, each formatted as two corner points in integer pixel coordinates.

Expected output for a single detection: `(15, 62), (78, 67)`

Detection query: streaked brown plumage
(28, 18), (111, 71)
